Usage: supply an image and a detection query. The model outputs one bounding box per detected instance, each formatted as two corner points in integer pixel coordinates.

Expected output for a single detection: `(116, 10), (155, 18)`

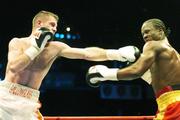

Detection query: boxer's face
(36, 16), (57, 35)
(141, 22), (162, 42)
(42, 16), (58, 34)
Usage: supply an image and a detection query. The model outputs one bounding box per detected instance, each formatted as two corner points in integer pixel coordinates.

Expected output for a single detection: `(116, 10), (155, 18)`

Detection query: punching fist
(106, 46), (141, 63)
(25, 27), (53, 60)
(86, 65), (118, 88)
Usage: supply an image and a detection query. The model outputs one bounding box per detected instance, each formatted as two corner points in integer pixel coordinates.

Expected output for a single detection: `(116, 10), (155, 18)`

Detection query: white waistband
(0, 81), (40, 101)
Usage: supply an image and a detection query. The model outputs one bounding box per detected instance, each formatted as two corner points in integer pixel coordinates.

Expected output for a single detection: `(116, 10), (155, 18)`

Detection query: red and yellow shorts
(154, 87), (180, 120)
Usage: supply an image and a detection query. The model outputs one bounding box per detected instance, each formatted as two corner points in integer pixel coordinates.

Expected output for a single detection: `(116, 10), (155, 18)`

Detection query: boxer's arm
(60, 46), (140, 62)
(60, 47), (107, 61)
(115, 42), (157, 80)
(8, 38), (31, 72)
(25, 27), (53, 60)
(116, 52), (154, 80)
(86, 42), (157, 87)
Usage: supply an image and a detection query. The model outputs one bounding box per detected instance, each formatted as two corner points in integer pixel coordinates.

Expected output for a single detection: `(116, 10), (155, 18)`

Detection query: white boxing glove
(106, 46), (141, 63)
(25, 27), (53, 60)
(86, 65), (119, 87)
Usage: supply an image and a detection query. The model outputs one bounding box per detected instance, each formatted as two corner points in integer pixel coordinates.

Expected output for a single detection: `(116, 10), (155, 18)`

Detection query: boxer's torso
(150, 41), (180, 93)
(5, 37), (63, 89)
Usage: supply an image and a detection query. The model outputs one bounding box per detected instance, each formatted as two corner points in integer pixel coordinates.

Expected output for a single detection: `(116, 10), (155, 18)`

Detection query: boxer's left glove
(25, 27), (53, 60)
(86, 65), (119, 88)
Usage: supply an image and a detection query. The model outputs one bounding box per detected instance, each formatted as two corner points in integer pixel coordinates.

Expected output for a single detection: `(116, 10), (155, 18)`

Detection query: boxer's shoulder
(48, 41), (70, 49)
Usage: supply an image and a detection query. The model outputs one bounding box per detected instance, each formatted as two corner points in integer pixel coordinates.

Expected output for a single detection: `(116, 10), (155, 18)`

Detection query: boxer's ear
(37, 20), (42, 27)
(159, 29), (165, 38)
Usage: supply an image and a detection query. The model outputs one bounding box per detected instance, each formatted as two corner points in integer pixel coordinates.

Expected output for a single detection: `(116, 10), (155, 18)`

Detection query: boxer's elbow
(8, 60), (27, 73)
(8, 62), (22, 73)
(129, 66), (144, 78)
(8, 63), (19, 73)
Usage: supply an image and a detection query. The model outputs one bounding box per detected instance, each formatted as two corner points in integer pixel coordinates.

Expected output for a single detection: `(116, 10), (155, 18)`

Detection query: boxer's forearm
(60, 47), (107, 61)
(116, 68), (140, 80)
(8, 54), (31, 72)
(84, 47), (107, 61)
(60, 46), (140, 62)
(86, 65), (140, 88)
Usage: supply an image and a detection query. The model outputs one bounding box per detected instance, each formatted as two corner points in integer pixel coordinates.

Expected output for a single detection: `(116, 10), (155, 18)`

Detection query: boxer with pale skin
(0, 10), (140, 120)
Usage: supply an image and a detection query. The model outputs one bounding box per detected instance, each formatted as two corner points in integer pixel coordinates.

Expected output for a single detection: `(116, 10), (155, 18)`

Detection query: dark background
(0, 0), (180, 116)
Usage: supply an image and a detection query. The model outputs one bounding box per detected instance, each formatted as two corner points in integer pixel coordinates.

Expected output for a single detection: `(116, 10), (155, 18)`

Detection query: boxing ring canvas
(44, 116), (154, 120)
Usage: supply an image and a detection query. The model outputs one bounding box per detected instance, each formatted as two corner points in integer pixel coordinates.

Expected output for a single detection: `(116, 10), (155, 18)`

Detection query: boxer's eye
(50, 22), (56, 27)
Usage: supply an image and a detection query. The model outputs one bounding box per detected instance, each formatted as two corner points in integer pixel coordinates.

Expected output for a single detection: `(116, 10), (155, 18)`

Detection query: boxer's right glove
(106, 46), (141, 63)
(86, 65), (119, 88)
(25, 27), (53, 60)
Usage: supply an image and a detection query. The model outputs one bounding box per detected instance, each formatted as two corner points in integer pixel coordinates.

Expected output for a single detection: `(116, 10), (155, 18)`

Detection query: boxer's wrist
(105, 68), (119, 80)
(24, 46), (40, 60)
(106, 49), (126, 61)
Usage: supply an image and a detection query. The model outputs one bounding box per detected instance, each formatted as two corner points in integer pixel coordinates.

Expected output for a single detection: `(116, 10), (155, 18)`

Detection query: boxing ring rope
(44, 116), (155, 120)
